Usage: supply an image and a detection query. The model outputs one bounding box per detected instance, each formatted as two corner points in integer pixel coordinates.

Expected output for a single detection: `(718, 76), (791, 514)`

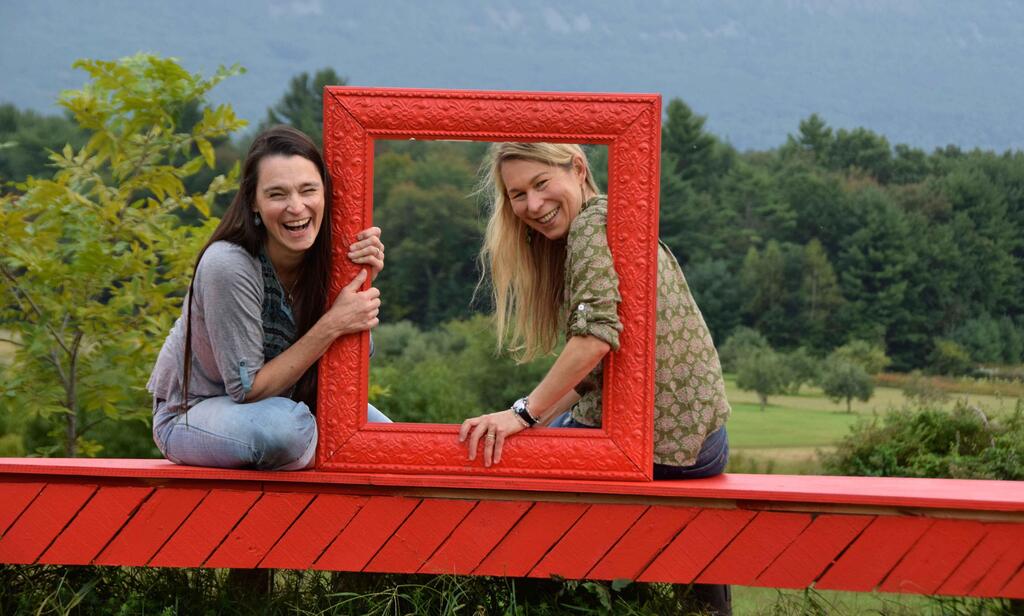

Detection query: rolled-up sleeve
(194, 245), (265, 402)
(565, 203), (622, 350)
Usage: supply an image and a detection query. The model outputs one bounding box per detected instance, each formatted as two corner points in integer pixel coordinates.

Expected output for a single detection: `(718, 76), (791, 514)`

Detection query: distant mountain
(2, 0), (1022, 151)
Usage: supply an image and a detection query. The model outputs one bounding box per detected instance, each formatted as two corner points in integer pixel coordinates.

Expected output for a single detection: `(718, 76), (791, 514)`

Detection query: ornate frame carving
(319, 87), (661, 480)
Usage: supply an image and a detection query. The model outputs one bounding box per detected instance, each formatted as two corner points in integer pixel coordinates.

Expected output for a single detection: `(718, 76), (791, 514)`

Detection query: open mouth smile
(283, 218), (312, 231)
(536, 206), (559, 224)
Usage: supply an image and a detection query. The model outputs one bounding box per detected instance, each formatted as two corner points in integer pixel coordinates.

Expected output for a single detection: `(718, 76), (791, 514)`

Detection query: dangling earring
(525, 228), (533, 246)
(254, 212), (262, 227)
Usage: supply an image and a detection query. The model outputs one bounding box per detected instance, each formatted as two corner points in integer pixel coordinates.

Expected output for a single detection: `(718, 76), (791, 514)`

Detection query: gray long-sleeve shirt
(147, 242), (269, 409)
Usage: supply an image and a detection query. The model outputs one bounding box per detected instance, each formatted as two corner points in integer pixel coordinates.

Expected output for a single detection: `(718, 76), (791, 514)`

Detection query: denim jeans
(548, 412), (728, 479)
(153, 396), (391, 471)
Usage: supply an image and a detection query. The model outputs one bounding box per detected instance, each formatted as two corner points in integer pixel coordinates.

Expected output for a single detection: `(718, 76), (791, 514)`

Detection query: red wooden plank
(0, 483), (96, 564)
(261, 494), (367, 570)
(1001, 563), (1024, 599)
(4, 459), (1024, 514)
(95, 487), (207, 566)
(530, 504), (647, 580)
(474, 502), (589, 577)
(420, 500), (531, 575)
(205, 491), (314, 569)
(880, 519), (986, 595)
(815, 517), (933, 591)
(940, 523), (1024, 597)
(149, 489), (260, 568)
(698, 511), (813, 585)
(315, 496), (419, 571)
(0, 482), (44, 536)
(39, 486), (152, 565)
(638, 508), (755, 583)
(754, 514), (872, 589)
(588, 505), (700, 581)
(364, 499), (476, 573)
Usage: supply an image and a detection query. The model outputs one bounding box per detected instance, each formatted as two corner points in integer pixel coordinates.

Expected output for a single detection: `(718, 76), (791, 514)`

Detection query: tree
(0, 54), (245, 456)
(263, 68), (346, 148)
(0, 104), (86, 191)
(799, 239), (843, 350)
(661, 98), (720, 191)
(819, 356), (873, 413)
(831, 340), (891, 375)
(786, 113), (833, 162)
(735, 347), (790, 412)
(718, 326), (769, 373)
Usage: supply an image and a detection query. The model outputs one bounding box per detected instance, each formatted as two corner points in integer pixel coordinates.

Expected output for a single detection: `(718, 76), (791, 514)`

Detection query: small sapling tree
(735, 347), (790, 412)
(0, 54), (245, 456)
(819, 355), (873, 413)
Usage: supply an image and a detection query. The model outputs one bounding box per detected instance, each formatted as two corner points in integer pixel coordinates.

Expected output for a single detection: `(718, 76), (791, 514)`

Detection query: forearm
(244, 318), (343, 401)
(537, 389), (582, 426)
(526, 335), (610, 423)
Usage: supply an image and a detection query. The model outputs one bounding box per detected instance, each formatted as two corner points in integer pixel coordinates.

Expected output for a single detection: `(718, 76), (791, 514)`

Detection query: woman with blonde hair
(460, 141), (730, 473)
(459, 141), (733, 613)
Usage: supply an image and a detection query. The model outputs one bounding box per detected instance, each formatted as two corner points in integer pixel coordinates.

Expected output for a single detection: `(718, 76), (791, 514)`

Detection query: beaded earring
(254, 213), (262, 227)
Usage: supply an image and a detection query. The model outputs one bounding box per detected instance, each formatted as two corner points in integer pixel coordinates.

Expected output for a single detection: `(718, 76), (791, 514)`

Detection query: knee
(250, 399), (316, 470)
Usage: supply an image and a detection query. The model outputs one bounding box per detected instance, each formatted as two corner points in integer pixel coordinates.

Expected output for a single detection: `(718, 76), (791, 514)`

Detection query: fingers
(355, 226), (382, 241)
(465, 421), (483, 462)
(343, 268), (368, 292)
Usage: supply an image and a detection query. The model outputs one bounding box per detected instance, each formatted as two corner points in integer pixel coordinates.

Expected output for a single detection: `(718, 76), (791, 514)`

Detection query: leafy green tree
(786, 113), (833, 163)
(735, 347), (790, 412)
(661, 98), (722, 191)
(799, 239), (843, 349)
(827, 127), (893, 182)
(836, 188), (915, 348)
(819, 356), (873, 413)
(782, 347), (820, 394)
(831, 339), (891, 375)
(684, 259), (743, 342)
(718, 326), (769, 373)
(374, 182), (483, 327)
(262, 67), (346, 148)
(0, 54), (244, 456)
(0, 104), (86, 191)
(928, 339), (974, 376)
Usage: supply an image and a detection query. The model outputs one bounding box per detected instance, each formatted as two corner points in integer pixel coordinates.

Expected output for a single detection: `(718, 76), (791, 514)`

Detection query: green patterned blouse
(565, 196), (731, 466)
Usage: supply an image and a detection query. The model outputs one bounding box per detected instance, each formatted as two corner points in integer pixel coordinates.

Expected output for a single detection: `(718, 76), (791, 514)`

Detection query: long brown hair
(478, 143), (600, 362)
(181, 125), (332, 411)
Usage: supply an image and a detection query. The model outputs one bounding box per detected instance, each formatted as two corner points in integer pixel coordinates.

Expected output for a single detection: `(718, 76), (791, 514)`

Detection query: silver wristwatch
(512, 396), (539, 427)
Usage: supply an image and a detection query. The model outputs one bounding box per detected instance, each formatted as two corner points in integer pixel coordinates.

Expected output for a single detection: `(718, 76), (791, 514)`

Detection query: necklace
(285, 277), (299, 304)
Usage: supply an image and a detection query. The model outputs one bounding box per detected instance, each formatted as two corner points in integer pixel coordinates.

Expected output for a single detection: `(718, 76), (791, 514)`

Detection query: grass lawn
(732, 585), (936, 615)
(721, 373), (1023, 474)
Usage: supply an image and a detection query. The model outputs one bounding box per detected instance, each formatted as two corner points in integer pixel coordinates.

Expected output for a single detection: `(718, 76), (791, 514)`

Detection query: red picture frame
(318, 87), (661, 480)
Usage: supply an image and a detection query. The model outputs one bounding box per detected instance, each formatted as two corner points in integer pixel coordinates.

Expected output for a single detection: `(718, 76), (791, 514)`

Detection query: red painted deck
(1, 458), (1022, 598)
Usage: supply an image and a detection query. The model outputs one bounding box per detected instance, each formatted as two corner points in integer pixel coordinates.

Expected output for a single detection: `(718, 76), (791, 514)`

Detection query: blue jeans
(153, 396), (391, 471)
(549, 412), (728, 479)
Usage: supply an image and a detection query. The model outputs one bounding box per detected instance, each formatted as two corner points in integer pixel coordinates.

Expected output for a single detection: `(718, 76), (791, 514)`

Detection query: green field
(722, 374), (1023, 475)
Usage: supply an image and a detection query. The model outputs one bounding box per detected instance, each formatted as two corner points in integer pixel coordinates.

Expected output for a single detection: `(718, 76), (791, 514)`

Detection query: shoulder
(198, 241), (259, 275)
(568, 196), (609, 246)
(196, 241), (261, 288)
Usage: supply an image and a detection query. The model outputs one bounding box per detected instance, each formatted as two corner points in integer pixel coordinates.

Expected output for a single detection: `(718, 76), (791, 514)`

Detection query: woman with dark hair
(148, 126), (387, 471)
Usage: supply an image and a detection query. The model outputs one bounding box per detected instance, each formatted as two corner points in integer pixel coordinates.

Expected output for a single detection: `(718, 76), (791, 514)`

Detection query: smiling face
(501, 157), (587, 241)
(253, 154), (325, 268)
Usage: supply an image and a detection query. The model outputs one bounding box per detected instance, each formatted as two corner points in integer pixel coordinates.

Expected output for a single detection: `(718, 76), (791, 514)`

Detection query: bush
(929, 338), (975, 376)
(822, 401), (1024, 480)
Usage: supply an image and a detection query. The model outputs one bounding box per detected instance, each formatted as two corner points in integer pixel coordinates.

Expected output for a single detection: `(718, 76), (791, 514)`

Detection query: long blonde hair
(478, 143), (601, 362)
